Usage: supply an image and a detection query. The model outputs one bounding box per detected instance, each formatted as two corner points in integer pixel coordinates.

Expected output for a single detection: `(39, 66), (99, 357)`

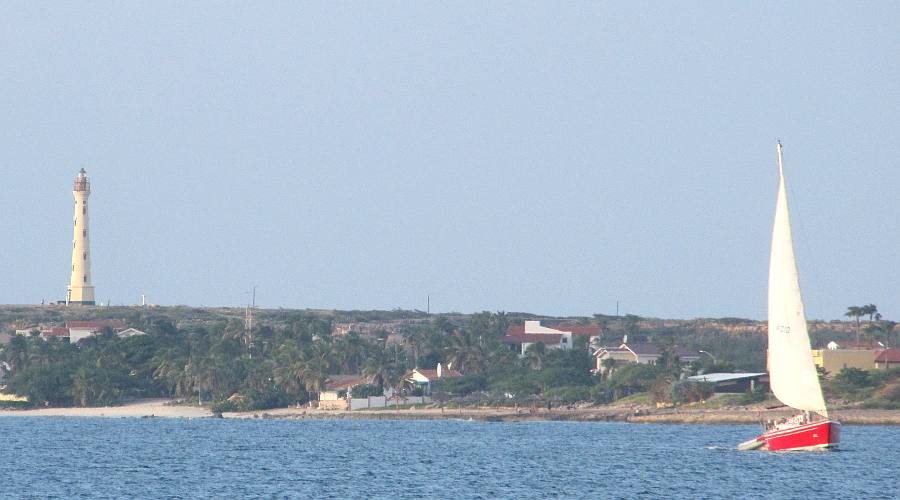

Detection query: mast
(767, 142), (828, 417)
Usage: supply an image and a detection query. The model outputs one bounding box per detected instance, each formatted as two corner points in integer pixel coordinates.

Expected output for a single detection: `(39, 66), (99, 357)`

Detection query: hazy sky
(2, 2), (897, 320)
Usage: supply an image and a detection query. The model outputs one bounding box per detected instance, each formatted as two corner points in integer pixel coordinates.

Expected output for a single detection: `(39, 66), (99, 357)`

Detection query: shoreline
(2, 399), (899, 425)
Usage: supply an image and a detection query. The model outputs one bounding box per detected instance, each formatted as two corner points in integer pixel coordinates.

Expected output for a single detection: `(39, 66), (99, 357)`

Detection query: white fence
(349, 396), (431, 411)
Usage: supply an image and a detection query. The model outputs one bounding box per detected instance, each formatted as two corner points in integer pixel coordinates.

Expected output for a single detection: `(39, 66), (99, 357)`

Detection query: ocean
(1, 418), (896, 498)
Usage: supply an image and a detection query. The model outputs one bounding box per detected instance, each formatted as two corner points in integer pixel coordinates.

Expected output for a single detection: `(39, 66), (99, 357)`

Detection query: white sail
(767, 142), (828, 417)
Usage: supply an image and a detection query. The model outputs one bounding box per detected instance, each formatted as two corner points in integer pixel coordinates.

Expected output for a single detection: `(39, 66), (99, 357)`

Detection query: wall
(348, 396), (431, 411)
(811, 349), (878, 376)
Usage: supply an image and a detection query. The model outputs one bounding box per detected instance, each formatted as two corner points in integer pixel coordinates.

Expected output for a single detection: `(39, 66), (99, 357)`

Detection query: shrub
(666, 380), (714, 404)
(438, 374), (488, 395)
(834, 368), (874, 388)
(211, 400), (239, 413)
(542, 385), (592, 404)
(737, 385), (769, 405)
(350, 384), (382, 398)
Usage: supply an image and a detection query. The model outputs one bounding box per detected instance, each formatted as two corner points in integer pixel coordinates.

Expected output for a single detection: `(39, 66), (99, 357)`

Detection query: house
(65, 320), (125, 343)
(11, 320), (135, 344)
(318, 375), (368, 410)
(407, 363), (462, 394)
(875, 349), (900, 370)
(40, 327), (71, 341)
(14, 326), (42, 337)
(811, 347), (880, 376)
(501, 321), (601, 356)
(593, 342), (700, 372)
(116, 328), (147, 338)
(686, 372), (768, 393)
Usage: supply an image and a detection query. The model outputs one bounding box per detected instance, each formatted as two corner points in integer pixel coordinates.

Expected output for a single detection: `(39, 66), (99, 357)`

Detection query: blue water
(0, 418), (897, 499)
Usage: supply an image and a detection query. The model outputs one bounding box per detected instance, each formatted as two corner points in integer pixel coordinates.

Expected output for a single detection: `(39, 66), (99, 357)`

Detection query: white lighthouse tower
(67, 168), (95, 305)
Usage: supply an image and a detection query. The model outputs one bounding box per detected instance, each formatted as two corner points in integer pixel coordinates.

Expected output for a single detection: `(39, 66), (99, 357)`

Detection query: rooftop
(875, 349), (900, 363)
(687, 372), (767, 383)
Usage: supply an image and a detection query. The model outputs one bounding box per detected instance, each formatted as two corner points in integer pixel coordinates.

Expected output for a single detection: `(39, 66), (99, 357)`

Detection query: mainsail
(767, 142), (828, 417)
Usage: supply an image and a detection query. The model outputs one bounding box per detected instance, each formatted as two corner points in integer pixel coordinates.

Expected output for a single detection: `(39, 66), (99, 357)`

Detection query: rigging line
(786, 174), (822, 312)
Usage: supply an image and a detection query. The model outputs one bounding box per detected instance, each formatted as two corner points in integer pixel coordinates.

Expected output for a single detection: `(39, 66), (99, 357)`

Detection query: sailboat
(738, 142), (841, 451)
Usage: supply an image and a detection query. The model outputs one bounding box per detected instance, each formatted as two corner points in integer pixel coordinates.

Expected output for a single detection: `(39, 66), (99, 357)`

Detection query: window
(82, 207), (86, 214)
(83, 230), (87, 237)
(83, 275), (87, 283)
(83, 252), (87, 260)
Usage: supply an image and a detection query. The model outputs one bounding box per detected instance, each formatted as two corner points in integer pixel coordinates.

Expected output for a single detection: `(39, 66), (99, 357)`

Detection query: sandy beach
(2, 399), (899, 425)
(0, 399), (210, 418)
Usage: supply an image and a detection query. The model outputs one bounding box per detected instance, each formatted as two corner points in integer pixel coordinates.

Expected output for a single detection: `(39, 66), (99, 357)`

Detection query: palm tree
(446, 329), (485, 374)
(362, 345), (396, 391)
(403, 329), (427, 368)
(864, 320), (896, 346)
(601, 358), (617, 380)
(861, 304), (878, 323)
(845, 306), (863, 347)
(2, 335), (30, 374)
(299, 342), (331, 400)
(523, 342), (546, 371)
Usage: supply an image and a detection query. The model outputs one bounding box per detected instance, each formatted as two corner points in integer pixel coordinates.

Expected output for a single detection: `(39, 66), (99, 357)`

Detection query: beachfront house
(317, 375), (368, 410)
(407, 363), (462, 395)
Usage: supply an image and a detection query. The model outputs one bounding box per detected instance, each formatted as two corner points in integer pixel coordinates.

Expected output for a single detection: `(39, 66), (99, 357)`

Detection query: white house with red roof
(66, 320), (126, 343)
(501, 321), (601, 356)
(318, 375), (369, 410)
(13, 320), (138, 344)
(407, 363), (462, 394)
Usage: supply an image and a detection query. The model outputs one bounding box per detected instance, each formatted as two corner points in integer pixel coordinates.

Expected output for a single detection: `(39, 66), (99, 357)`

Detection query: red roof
(875, 349), (900, 363)
(501, 333), (563, 345)
(505, 324), (600, 337)
(324, 375), (368, 391)
(40, 327), (70, 338)
(66, 320), (125, 330)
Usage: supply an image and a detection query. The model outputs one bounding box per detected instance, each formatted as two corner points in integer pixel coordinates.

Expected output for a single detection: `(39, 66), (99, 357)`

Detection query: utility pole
(245, 285), (256, 359)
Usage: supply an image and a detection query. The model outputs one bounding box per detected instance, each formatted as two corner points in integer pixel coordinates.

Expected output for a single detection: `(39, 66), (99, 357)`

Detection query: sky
(1, 2), (897, 320)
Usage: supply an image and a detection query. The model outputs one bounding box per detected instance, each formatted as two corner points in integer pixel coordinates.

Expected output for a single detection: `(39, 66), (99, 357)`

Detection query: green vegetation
(1, 306), (896, 410)
(825, 367), (900, 409)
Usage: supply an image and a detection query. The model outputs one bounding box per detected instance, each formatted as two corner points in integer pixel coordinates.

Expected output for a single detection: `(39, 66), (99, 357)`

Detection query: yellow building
(811, 349), (879, 376)
(67, 169), (95, 305)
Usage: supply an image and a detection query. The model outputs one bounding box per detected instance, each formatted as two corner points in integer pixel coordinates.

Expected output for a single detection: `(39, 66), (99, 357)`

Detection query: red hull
(757, 419), (841, 451)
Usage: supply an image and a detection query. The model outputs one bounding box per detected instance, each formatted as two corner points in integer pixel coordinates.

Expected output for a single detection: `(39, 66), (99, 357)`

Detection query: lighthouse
(66, 168), (95, 305)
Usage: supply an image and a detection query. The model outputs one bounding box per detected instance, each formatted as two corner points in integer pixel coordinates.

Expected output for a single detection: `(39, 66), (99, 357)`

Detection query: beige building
(811, 349), (879, 376)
